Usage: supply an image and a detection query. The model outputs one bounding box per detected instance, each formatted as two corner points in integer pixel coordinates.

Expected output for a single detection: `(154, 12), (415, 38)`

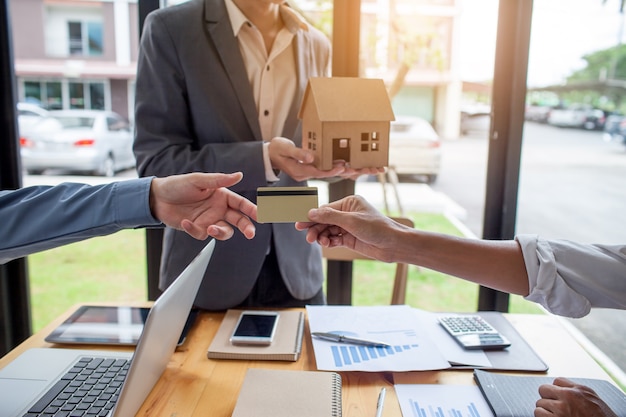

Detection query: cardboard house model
(298, 77), (395, 171)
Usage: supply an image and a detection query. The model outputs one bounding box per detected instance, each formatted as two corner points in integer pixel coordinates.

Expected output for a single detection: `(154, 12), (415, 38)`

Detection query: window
(69, 82), (85, 109)
(20, 80), (107, 111)
(68, 21), (103, 56)
(45, 5), (104, 58)
(69, 81), (106, 109)
(23, 80), (63, 110)
(107, 116), (130, 132)
(360, 131), (381, 151)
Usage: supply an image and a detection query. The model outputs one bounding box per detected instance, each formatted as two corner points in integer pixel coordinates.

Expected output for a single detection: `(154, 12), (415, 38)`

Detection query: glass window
(69, 82), (85, 109)
(68, 21), (103, 56)
(86, 21), (103, 56)
(107, 116), (129, 132)
(45, 5), (104, 58)
(45, 82), (63, 110)
(24, 81), (42, 104)
(68, 21), (82, 55)
(89, 83), (105, 110)
(20, 80), (106, 111)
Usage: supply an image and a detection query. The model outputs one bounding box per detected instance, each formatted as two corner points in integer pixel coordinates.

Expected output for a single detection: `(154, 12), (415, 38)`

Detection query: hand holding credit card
(257, 186), (318, 223)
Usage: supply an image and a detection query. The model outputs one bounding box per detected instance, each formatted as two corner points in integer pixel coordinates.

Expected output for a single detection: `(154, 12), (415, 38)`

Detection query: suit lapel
(203, 0), (262, 141)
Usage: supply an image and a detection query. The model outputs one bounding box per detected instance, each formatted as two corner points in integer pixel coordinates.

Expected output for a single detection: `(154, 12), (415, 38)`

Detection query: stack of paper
(306, 305), (546, 372)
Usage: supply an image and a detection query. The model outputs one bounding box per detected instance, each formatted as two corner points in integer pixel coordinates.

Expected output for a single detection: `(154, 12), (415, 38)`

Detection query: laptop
(0, 238), (216, 417)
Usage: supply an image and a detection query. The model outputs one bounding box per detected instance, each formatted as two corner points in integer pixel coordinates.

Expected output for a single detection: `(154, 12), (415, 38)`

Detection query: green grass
(28, 229), (148, 332)
(26, 213), (541, 333)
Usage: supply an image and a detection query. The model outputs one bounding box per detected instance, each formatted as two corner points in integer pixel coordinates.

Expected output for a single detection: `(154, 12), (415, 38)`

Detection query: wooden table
(0, 306), (616, 416)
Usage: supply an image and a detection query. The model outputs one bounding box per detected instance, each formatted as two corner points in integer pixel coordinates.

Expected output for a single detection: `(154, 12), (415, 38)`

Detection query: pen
(375, 387), (386, 417)
(311, 332), (391, 348)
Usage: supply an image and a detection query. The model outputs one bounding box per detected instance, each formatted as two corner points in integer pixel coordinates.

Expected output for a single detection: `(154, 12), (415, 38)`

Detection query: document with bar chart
(395, 384), (495, 417)
(306, 305), (450, 371)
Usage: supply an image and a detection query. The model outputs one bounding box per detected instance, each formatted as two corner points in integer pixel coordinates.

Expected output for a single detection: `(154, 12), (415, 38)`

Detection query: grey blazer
(133, 0), (329, 310)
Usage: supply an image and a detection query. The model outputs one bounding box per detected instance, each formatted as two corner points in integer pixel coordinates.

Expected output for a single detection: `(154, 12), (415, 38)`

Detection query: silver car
(17, 102), (49, 134)
(20, 110), (135, 177)
(388, 116), (442, 184)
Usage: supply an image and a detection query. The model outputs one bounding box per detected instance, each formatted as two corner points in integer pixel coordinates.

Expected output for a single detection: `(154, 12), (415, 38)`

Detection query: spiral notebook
(231, 368), (342, 417)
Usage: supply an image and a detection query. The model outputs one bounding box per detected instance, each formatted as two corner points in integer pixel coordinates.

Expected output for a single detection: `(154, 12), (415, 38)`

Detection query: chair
(322, 216), (414, 305)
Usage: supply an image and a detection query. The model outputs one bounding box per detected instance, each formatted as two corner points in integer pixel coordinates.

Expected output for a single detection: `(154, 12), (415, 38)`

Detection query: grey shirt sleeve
(0, 178), (161, 264)
(516, 234), (626, 318)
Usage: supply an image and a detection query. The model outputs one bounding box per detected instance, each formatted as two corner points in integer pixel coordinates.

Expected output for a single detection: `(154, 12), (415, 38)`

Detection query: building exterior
(360, 0), (463, 139)
(297, 0), (464, 139)
(9, 0), (139, 122)
(9, 0), (466, 137)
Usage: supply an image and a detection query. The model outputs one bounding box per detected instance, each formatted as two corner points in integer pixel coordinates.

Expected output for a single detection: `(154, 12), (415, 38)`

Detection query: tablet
(44, 305), (198, 346)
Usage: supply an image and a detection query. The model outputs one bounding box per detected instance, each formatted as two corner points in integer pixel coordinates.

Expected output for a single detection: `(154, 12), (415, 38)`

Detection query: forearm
(394, 229), (530, 296)
(0, 179), (160, 263)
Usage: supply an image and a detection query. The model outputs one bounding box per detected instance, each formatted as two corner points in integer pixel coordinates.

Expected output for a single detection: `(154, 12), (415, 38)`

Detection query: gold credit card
(257, 187), (318, 223)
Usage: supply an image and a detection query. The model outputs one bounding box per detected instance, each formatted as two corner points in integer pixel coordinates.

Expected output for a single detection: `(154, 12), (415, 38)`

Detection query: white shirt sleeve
(516, 234), (626, 318)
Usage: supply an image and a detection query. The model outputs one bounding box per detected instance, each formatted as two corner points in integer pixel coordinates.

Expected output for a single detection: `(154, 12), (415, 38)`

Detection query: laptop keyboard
(22, 356), (130, 417)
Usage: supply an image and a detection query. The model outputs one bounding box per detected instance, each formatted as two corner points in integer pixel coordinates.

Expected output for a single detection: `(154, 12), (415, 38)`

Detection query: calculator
(438, 315), (511, 350)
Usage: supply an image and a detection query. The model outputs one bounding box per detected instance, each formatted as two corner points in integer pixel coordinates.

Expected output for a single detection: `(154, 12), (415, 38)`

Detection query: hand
(268, 137), (348, 181)
(295, 195), (406, 262)
(150, 172), (257, 241)
(268, 137), (385, 182)
(337, 164), (386, 181)
(535, 378), (618, 417)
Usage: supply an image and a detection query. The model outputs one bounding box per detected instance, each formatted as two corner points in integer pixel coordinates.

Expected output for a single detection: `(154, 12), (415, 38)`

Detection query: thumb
(287, 146), (315, 164)
(193, 172), (243, 190)
(308, 206), (344, 225)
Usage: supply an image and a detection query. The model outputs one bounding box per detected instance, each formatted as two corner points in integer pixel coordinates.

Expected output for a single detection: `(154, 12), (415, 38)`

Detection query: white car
(17, 102), (49, 134)
(20, 109), (135, 177)
(388, 116), (442, 184)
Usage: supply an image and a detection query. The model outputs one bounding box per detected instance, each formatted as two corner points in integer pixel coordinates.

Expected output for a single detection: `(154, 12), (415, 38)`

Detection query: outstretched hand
(295, 195), (406, 262)
(535, 378), (618, 417)
(150, 172), (257, 241)
(268, 137), (384, 181)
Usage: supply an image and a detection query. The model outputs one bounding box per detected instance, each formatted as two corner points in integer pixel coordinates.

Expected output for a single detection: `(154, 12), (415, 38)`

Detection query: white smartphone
(229, 311), (280, 346)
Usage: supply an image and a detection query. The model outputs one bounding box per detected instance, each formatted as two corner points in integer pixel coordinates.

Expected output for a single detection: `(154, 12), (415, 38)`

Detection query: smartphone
(229, 311), (280, 346)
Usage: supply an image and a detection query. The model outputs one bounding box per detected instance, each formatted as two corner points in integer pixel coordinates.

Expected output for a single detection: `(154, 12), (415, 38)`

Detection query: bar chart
(395, 385), (494, 417)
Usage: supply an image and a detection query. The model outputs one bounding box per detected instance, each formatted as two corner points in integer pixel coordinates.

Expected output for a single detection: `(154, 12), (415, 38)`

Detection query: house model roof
(298, 77), (395, 122)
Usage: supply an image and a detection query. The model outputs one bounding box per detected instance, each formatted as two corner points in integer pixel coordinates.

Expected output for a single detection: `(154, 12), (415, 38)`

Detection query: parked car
(547, 105), (607, 130)
(20, 110), (135, 177)
(460, 103), (491, 135)
(388, 116), (442, 184)
(602, 114), (626, 147)
(524, 105), (553, 123)
(17, 102), (48, 133)
(460, 110), (491, 135)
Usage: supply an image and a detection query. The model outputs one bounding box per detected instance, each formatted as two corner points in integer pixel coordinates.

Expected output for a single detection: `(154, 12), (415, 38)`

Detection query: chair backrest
(321, 216), (414, 305)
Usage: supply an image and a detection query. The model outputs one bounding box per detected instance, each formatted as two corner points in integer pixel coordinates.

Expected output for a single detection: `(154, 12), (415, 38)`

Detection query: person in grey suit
(134, 0), (379, 310)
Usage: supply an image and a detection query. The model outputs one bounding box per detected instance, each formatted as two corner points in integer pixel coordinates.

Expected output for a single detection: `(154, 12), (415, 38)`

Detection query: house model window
(298, 77), (395, 170)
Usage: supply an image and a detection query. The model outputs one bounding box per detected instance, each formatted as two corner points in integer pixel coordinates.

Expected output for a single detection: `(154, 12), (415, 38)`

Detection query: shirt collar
(224, 0), (248, 37)
(224, 0), (308, 36)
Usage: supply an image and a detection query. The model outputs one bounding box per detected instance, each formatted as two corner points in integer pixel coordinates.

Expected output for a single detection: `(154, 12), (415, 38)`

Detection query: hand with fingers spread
(150, 172), (257, 241)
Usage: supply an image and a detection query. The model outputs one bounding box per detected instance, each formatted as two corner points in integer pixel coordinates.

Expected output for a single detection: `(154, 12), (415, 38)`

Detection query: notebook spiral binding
(331, 372), (343, 417)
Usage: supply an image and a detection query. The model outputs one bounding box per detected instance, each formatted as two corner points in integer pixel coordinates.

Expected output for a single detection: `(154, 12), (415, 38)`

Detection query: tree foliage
(567, 44), (626, 82)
